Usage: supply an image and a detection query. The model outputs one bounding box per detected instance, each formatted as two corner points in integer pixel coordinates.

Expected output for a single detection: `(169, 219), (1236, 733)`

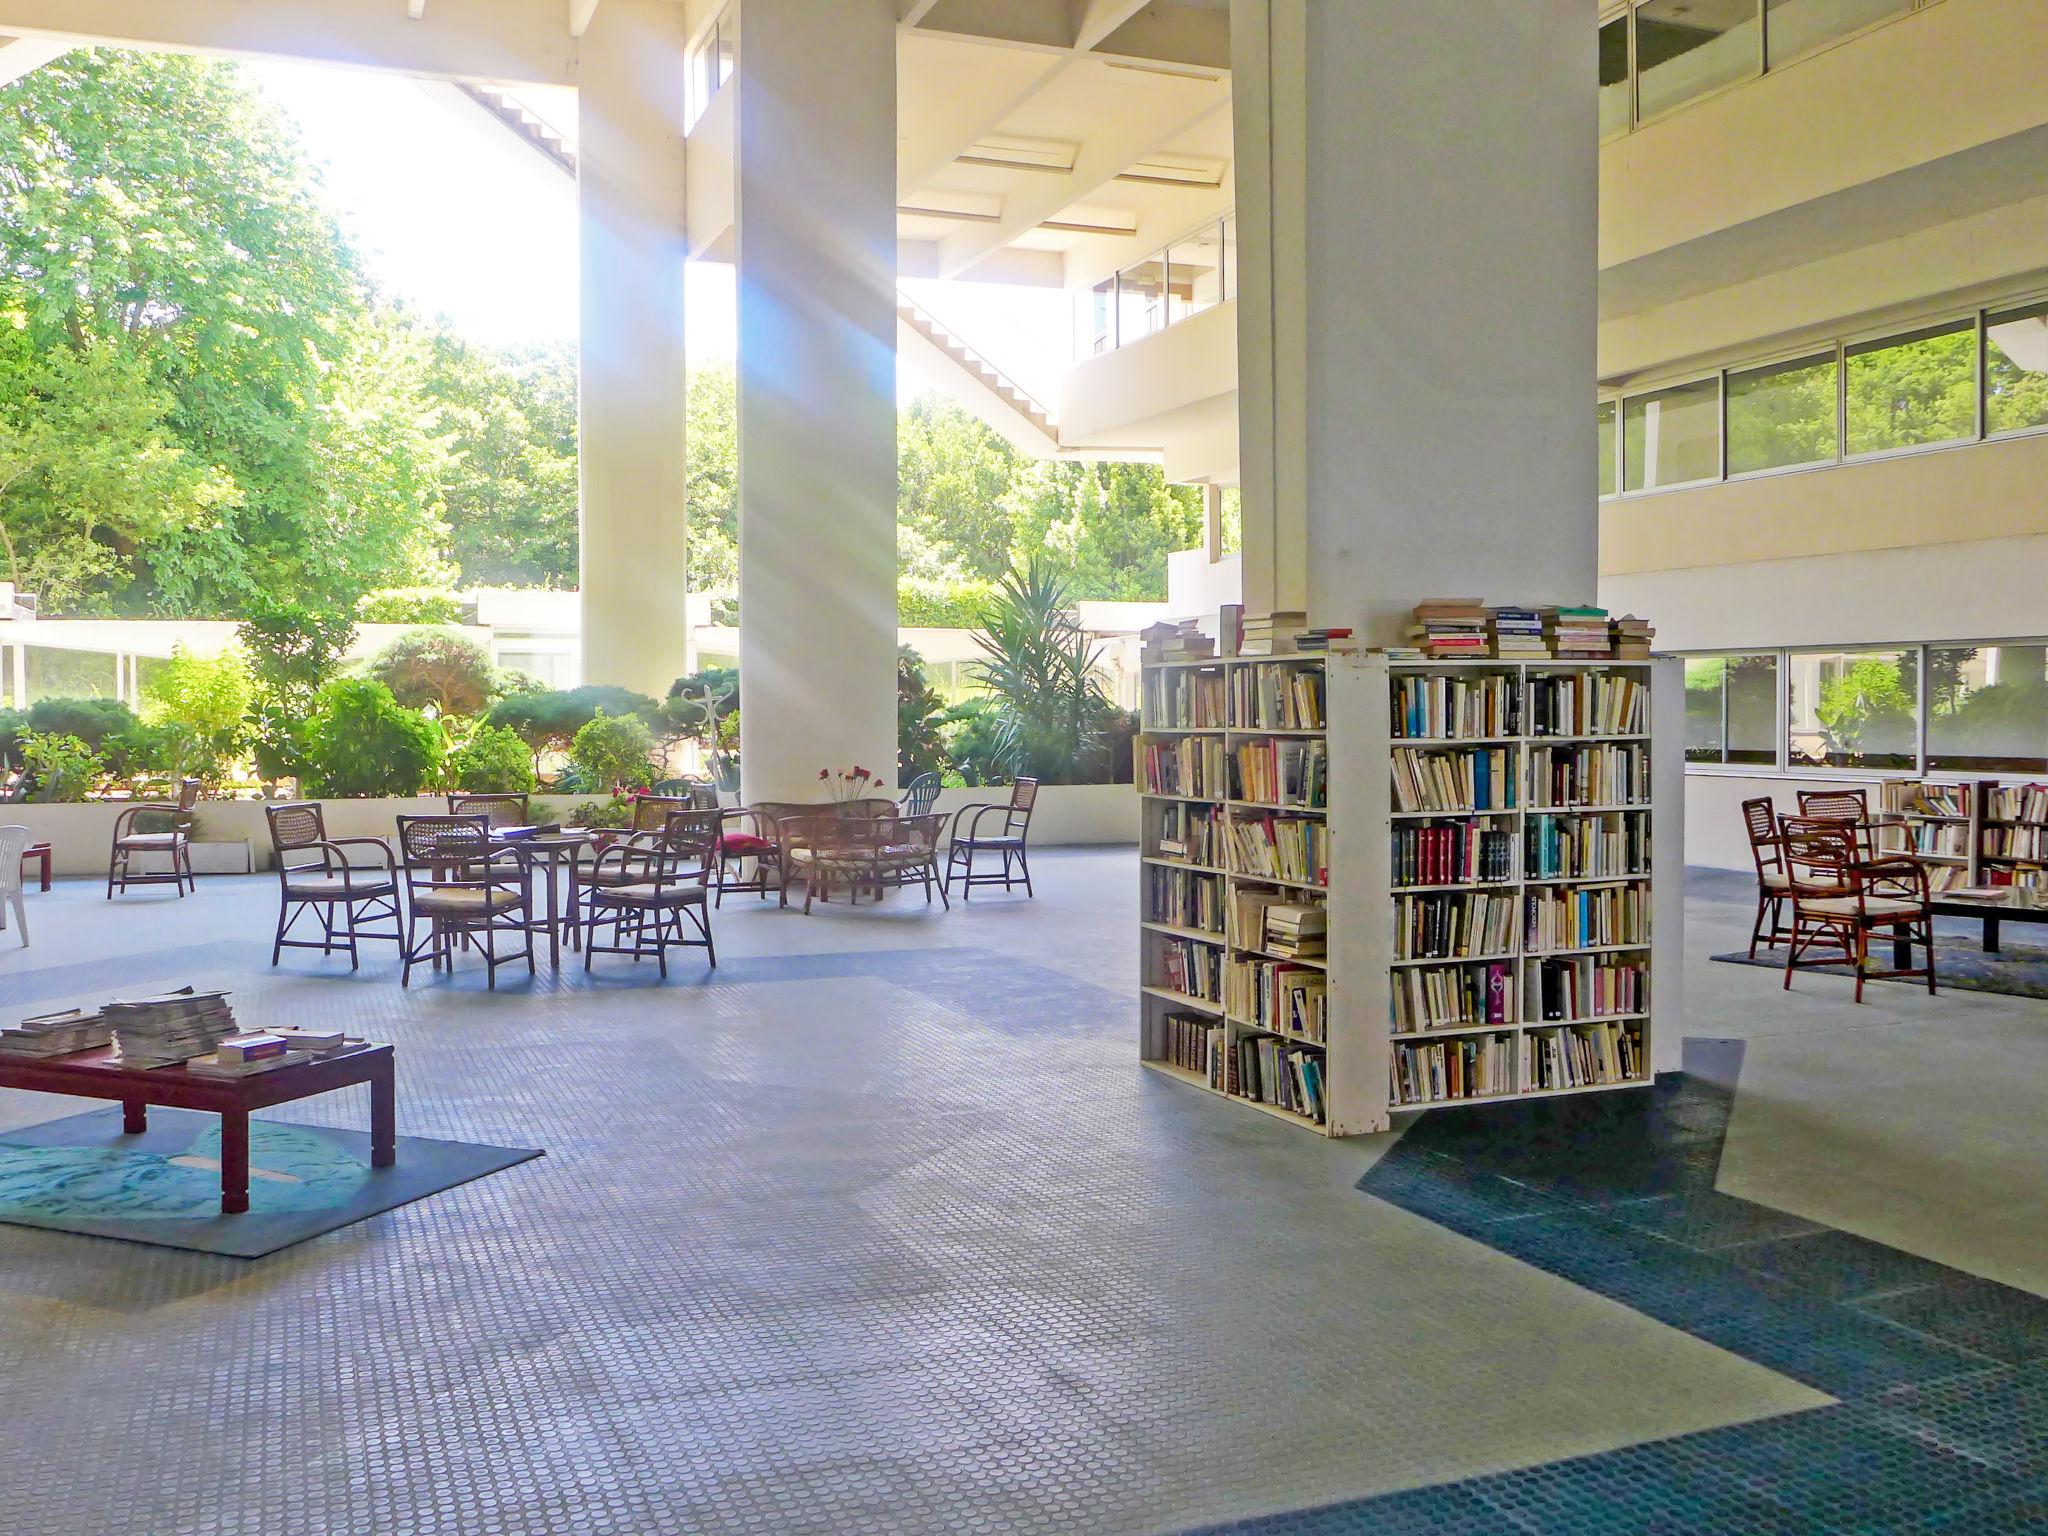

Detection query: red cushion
(719, 833), (777, 856)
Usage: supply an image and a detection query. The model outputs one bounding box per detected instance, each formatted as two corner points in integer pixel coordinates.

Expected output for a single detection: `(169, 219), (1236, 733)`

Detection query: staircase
(895, 290), (1063, 456)
(454, 83), (577, 178)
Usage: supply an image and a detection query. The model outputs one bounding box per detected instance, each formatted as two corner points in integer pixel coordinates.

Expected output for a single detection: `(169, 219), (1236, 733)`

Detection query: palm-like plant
(971, 559), (1112, 783)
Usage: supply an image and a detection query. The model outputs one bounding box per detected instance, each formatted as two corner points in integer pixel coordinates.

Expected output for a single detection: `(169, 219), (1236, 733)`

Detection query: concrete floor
(0, 851), (2039, 1534)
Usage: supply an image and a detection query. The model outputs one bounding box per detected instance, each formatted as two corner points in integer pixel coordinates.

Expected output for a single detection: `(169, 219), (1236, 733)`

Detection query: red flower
(817, 768), (828, 779)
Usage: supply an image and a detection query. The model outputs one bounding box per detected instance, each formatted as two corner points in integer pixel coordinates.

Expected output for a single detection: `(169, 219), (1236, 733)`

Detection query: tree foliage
(448, 722), (539, 793)
(302, 678), (442, 797)
(137, 645), (252, 782)
(970, 559), (1117, 784)
(365, 628), (498, 716)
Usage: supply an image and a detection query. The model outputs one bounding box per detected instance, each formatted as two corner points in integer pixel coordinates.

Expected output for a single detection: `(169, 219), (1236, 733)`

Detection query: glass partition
(1786, 648), (1917, 770)
(1985, 301), (2048, 438)
(1845, 319), (1977, 457)
(1683, 654), (1778, 765)
(1116, 256), (1167, 345)
(1597, 402), (1618, 498)
(1927, 644), (2048, 774)
(1765, 0), (1907, 68)
(1599, 14), (1632, 139)
(1634, 0), (1761, 121)
(1166, 224), (1226, 324)
(1623, 377), (1720, 491)
(1725, 351), (1838, 475)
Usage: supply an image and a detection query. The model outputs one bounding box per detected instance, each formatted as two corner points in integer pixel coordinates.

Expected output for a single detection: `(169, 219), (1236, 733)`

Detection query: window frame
(1762, 0), (1915, 73)
(1839, 311), (1983, 465)
(1720, 343), (1845, 483)
(1596, 397), (1621, 501)
(1620, 370), (1724, 496)
(1981, 294), (2048, 443)
(1629, 0), (1765, 130)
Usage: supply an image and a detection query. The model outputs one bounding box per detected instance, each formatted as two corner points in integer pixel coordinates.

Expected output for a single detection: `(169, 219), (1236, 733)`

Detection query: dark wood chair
(1780, 817), (1936, 1003)
(1795, 787), (1884, 859)
(264, 802), (400, 970)
(1740, 796), (1792, 958)
(714, 806), (787, 906)
(396, 814), (534, 989)
(582, 808), (718, 976)
(946, 776), (1038, 899)
(107, 777), (201, 897)
(447, 792), (532, 829)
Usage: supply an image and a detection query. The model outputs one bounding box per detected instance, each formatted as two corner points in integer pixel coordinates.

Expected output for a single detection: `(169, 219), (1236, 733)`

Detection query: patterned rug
(0, 1107), (541, 1257)
(1711, 935), (2048, 1000)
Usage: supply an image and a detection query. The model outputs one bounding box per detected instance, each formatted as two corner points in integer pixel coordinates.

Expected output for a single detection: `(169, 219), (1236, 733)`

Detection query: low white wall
(1684, 770), (1887, 871)
(1, 784), (1140, 879)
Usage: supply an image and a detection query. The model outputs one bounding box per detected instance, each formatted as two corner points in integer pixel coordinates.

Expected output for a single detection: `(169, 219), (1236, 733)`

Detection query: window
(1080, 277), (1115, 356)
(1786, 648), (1917, 770)
(1845, 319), (1977, 457)
(1117, 257), (1166, 344)
(1221, 216), (1238, 302)
(1623, 377), (1719, 491)
(1597, 401), (1618, 498)
(1166, 224), (1225, 324)
(1599, 14), (1632, 139)
(25, 646), (117, 702)
(1984, 301), (2048, 438)
(685, 5), (738, 131)
(1765, 0), (1907, 68)
(1684, 653), (1779, 764)
(1634, 0), (1762, 122)
(1926, 644), (2048, 773)
(1725, 351), (1838, 475)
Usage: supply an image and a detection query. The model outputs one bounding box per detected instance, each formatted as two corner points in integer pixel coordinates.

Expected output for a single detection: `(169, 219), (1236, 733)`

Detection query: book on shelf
(1153, 934), (1225, 1002)
(1392, 672), (1518, 740)
(1147, 865), (1226, 933)
(1233, 737), (1327, 808)
(1391, 960), (1515, 1033)
(1151, 801), (1225, 865)
(1407, 598), (1488, 658)
(1488, 606), (1547, 660)
(1393, 818), (1516, 887)
(1224, 813), (1328, 887)
(1986, 783), (2048, 825)
(1263, 902), (1327, 958)
(1138, 737), (1228, 799)
(1144, 666), (1227, 729)
(1541, 604), (1612, 660)
(1391, 746), (1517, 813)
(1525, 1021), (1642, 1090)
(1531, 956), (1646, 1021)
(1527, 743), (1647, 808)
(1395, 891), (1518, 960)
(1218, 603), (1244, 658)
(1523, 883), (1649, 952)
(1231, 660), (1327, 729)
(1525, 811), (1648, 881)
(1527, 673), (1645, 737)
(1238, 609), (1310, 656)
(1610, 615), (1655, 661)
(1142, 619), (1215, 663)
(1145, 1011), (1216, 1075)
(1234, 1032), (1326, 1122)
(1225, 956), (1327, 1042)
(1391, 1032), (1513, 1105)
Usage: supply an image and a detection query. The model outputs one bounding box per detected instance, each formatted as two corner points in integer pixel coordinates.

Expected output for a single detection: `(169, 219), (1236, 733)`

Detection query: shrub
(899, 574), (995, 630)
(237, 597), (357, 785)
(24, 696), (138, 750)
(898, 646), (949, 782)
(485, 685), (659, 754)
(17, 730), (100, 802)
(565, 793), (636, 830)
(365, 629), (498, 716)
(358, 586), (464, 624)
(970, 559), (1115, 784)
(569, 710), (657, 793)
(302, 679), (443, 797)
(943, 697), (1007, 787)
(137, 645), (252, 784)
(448, 723), (538, 794)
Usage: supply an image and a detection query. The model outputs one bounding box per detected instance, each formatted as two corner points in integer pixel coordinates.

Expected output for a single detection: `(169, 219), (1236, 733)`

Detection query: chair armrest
(952, 802), (1011, 842)
(112, 802), (180, 838)
(319, 837), (398, 883)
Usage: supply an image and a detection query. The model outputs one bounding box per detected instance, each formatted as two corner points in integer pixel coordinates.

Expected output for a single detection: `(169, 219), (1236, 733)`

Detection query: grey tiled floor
(0, 853), (2033, 1534)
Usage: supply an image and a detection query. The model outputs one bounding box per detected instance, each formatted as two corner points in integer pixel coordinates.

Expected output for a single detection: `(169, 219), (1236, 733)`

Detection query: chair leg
(272, 898), (289, 967)
(1748, 891), (1769, 960)
(1017, 845), (1034, 898)
(1853, 927), (1868, 1004)
(346, 901), (362, 972)
(11, 890), (26, 946)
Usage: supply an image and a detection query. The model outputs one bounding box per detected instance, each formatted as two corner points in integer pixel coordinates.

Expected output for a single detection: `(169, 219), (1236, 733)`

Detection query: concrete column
(734, 0), (899, 802)
(576, 1), (691, 700)
(1234, 0), (1597, 640)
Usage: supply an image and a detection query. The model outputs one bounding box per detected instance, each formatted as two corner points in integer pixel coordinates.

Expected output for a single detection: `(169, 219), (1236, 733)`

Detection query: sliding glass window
(1786, 648), (1917, 771)
(1683, 654), (1779, 764)
(1845, 319), (1977, 457)
(1624, 377), (1720, 492)
(1597, 401), (1619, 498)
(1725, 351), (1838, 475)
(1166, 226), (1225, 324)
(1117, 258), (1166, 345)
(1634, 0), (1762, 122)
(1985, 301), (2048, 438)
(1927, 644), (2048, 774)
(1764, 0), (1909, 68)
(1599, 13), (1632, 140)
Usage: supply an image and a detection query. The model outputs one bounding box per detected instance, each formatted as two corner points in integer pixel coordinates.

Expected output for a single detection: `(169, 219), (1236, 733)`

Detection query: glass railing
(1077, 213), (1236, 357)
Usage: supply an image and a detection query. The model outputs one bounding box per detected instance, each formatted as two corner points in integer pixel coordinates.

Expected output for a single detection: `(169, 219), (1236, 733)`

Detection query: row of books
(1392, 820), (1517, 888)
(1233, 739), (1327, 808)
(1391, 746), (1516, 813)
(1525, 812), (1649, 881)
(1233, 1033), (1328, 1123)
(1153, 935), (1224, 1003)
(1143, 668), (1226, 729)
(1225, 958), (1328, 1042)
(1490, 606), (1546, 660)
(1141, 619), (1215, 663)
(1526, 1022), (1643, 1091)
(1405, 601), (1654, 661)
(1987, 783), (2048, 826)
(1224, 814), (1328, 887)
(1546, 606), (1616, 660)
(1983, 825), (2048, 863)
(1146, 1012), (1215, 1077)
(1150, 803), (1224, 866)
(1881, 781), (1974, 819)
(1530, 957), (1646, 1022)
(0, 1007), (112, 1057)
(1391, 1032), (1513, 1105)
(1395, 891), (1518, 961)
(1137, 738), (1228, 799)
(1391, 961), (1514, 1033)
(1231, 663), (1327, 729)
(1906, 822), (1972, 858)
(1390, 673), (1517, 741)
(1145, 866), (1225, 935)
(1231, 888), (1328, 956)
(1527, 743), (1649, 809)
(1524, 884), (1649, 953)
(1526, 675), (1646, 738)
(107, 989), (239, 1068)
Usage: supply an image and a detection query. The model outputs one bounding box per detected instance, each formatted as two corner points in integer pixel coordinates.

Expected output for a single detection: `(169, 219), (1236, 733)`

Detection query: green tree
(236, 595), (358, 784)
(569, 710), (657, 792)
(137, 645), (252, 783)
(448, 722), (539, 793)
(485, 684), (659, 757)
(897, 646), (949, 782)
(365, 628), (498, 717)
(687, 363), (738, 594)
(302, 677), (443, 796)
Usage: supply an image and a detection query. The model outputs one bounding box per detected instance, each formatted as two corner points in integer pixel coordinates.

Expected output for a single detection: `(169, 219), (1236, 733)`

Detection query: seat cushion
(960, 835), (1022, 850)
(115, 832), (184, 850)
(1800, 895), (1922, 919)
(412, 887), (524, 916)
(594, 882), (705, 906)
(1759, 870), (1789, 891)
(286, 876), (395, 900)
(718, 833), (777, 857)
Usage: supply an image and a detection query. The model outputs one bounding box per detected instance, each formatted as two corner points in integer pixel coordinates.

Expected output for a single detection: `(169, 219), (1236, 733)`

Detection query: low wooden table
(1927, 887), (2048, 956)
(0, 1044), (394, 1213)
(22, 842), (49, 892)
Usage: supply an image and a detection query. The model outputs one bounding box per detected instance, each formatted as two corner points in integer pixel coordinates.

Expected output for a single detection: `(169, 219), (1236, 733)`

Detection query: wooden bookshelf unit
(1138, 651), (1684, 1137)
(1879, 779), (2048, 889)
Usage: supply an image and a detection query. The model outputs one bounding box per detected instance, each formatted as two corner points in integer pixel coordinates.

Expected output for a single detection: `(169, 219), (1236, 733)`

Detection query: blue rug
(0, 1108), (542, 1257)
(1712, 934), (2048, 999)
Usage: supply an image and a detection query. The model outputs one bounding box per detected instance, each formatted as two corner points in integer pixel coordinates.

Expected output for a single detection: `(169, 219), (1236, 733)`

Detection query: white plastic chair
(0, 825), (32, 946)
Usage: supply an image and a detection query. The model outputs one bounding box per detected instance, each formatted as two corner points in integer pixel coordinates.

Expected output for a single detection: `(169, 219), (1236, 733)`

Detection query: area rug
(0, 1107), (542, 1257)
(1711, 936), (2048, 1000)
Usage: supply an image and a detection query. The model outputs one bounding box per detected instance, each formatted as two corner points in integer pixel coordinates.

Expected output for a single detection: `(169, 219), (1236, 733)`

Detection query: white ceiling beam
(905, 0), (1228, 73)
(0, 33), (70, 86)
(899, 50), (1073, 191)
(898, 0), (945, 24)
(568, 0), (600, 37)
(407, 0), (426, 18)
(1068, 0), (1149, 53)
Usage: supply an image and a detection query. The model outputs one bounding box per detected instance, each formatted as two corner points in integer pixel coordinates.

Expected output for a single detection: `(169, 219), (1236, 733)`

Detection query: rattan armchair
(1780, 816), (1936, 1003)
(1740, 796), (1792, 959)
(582, 808), (718, 975)
(447, 793), (533, 830)
(396, 814), (534, 989)
(265, 801), (401, 970)
(899, 772), (942, 818)
(107, 777), (202, 897)
(945, 776), (1038, 899)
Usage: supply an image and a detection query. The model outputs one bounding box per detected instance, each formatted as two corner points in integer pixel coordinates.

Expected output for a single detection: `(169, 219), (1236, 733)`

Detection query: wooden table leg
(543, 855), (562, 970)
(220, 1110), (250, 1214)
(32, 848), (49, 892)
(370, 1056), (396, 1168)
(1892, 922), (1912, 970)
(1985, 914), (2001, 954)
(122, 1100), (146, 1135)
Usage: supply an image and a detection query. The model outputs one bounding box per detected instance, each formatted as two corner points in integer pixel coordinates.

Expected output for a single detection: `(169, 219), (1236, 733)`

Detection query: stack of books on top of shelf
(1610, 615), (1655, 660)
(186, 1032), (315, 1079)
(105, 988), (240, 1068)
(1239, 610), (1310, 655)
(0, 1006), (112, 1058)
(1542, 605), (1612, 659)
(1488, 606), (1547, 660)
(1291, 627), (1357, 654)
(1142, 620), (1215, 663)
(1264, 903), (1327, 959)
(1408, 599), (1488, 658)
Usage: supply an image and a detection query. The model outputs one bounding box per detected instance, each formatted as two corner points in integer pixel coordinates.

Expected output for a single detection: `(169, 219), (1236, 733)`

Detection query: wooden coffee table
(1926, 887), (2048, 956)
(0, 1044), (394, 1213)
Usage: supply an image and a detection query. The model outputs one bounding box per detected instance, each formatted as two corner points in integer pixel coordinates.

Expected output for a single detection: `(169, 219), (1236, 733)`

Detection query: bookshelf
(1879, 779), (2048, 889)
(1138, 650), (1683, 1136)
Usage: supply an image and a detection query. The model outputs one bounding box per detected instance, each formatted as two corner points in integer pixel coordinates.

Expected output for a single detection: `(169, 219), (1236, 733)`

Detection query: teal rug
(0, 1108), (542, 1257)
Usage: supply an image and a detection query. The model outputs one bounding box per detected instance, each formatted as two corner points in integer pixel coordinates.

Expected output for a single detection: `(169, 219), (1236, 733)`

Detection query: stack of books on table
(1610, 615), (1655, 660)
(1408, 599), (1488, 659)
(1240, 610), (1310, 655)
(1488, 606), (1547, 660)
(1292, 627), (1357, 654)
(1542, 605), (1613, 660)
(1141, 620), (1215, 663)
(1264, 903), (1328, 960)
(105, 989), (240, 1068)
(185, 1032), (314, 1079)
(269, 1028), (363, 1058)
(0, 1007), (112, 1058)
